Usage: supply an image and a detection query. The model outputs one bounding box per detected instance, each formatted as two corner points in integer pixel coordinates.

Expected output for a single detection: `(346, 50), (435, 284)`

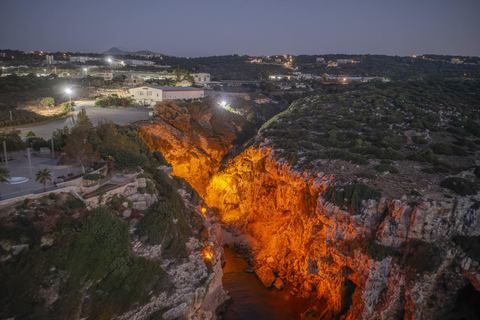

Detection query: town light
(220, 101), (227, 108)
(65, 88), (72, 94)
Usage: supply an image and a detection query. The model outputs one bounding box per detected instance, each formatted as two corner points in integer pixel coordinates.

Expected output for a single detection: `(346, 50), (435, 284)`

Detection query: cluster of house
(269, 72), (385, 84)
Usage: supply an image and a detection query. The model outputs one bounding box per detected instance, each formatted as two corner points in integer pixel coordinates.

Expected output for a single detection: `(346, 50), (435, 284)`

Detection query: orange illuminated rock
(273, 278), (285, 290)
(255, 265), (276, 288)
(138, 98), (480, 319)
(139, 98), (251, 195)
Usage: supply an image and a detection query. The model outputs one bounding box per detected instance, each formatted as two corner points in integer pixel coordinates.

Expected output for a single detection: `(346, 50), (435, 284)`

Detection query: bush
(453, 236), (480, 260)
(115, 149), (148, 171)
(375, 160), (399, 173)
(135, 202), (191, 258)
(83, 173), (105, 181)
(364, 237), (401, 261)
(324, 182), (381, 214)
(324, 149), (369, 165)
(406, 239), (444, 273)
(412, 136), (427, 144)
(430, 143), (467, 156)
(440, 177), (479, 196)
(48, 193), (59, 201)
(58, 207), (165, 318)
(65, 193), (86, 209)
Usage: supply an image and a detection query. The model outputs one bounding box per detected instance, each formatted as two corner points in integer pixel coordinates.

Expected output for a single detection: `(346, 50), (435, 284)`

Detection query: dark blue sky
(1, 0), (479, 57)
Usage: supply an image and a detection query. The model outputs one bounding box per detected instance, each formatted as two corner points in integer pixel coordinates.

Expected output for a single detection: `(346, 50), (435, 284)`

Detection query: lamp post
(65, 88), (75, 126)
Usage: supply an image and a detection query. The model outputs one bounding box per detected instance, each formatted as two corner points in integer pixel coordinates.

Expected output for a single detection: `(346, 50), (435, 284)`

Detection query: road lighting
(65, 88), (75, 126)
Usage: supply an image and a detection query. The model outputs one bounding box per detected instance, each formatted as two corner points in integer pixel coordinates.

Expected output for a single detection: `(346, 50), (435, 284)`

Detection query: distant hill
(102, 47), (162, 56)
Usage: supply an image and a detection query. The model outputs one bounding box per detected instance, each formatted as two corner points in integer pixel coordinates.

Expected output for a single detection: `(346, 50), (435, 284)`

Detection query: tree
(322, 73), (329, 83)
(41, 97), (55, 107)
(36, 168), (52, 192)
(25, 131), (36, 137)
(0, 167), (10, 198)
(72, 108), (96, 141)
(0, 130), (27, 151)
(62, 135), (100, 174)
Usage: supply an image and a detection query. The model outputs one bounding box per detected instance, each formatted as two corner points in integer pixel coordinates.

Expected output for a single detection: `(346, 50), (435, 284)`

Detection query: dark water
(221, 247), (319, 320)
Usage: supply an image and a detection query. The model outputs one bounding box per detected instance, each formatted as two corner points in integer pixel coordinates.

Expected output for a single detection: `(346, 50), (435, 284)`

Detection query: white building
(94, 72), (114, 81)
(124, 59), (156, 66)
(192, 73), (210, 86)
(70, 56), (101, 63)
(124, 76), (145, 87)
(128, 86), (204, 106)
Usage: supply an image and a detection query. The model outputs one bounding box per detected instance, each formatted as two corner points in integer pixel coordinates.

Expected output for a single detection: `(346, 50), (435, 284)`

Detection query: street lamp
(84, 68), (88, 76)
(65, 88), (72, 111)
(65, 88), (75, 126)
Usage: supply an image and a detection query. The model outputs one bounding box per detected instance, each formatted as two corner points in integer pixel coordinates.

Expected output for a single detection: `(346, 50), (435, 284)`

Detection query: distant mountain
(102, 47), (162, 56)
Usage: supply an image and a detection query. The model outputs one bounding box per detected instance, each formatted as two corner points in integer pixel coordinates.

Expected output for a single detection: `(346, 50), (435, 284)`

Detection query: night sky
(1, 0), (479, 57)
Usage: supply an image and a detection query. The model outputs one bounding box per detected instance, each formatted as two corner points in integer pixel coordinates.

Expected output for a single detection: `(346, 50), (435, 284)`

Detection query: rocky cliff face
(0, 170), (228, 320)
(138, 99), (252, 196)
(138, 94), (480, 319)
(205, 146), (480, 319)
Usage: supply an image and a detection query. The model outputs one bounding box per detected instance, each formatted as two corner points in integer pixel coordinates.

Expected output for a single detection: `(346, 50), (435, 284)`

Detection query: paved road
(15, 101), (152, 139)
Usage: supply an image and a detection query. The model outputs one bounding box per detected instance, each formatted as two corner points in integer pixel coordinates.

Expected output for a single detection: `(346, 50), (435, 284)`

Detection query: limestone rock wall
(204, 146), (480, 319)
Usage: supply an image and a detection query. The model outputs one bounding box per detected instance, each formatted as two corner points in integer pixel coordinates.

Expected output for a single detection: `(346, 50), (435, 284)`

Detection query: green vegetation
(430, 143), (467, 156)
(324, 182), (381, 214)
(362, 236), (401, 261)
(41, 97), (55, 107)
(405, 239), (444, 273)
(56, 207), (165, 319)
(440, 177), (479, 196)
(0, 130), (27, 151)
(375, 159), (399, 173)
(453, 236), (480, 261)
(255, 79), (480, 173)
(94, 94), (131, 108)
(35, 168), (52, 192)
(83, 173), (105, 181)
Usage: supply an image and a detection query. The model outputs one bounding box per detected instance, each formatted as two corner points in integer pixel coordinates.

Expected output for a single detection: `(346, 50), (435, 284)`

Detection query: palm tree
(0, 167), (10, 198)
(36, 168), (52, 192)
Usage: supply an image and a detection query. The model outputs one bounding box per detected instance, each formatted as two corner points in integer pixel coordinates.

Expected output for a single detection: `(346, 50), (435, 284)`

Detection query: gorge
(139, 84), (480, 319)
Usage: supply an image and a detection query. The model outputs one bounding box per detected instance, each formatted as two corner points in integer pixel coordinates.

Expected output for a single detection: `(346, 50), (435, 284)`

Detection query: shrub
(65, 193), (86, 209)
(48, 193), (59, 201)
(430, 143), (467, 156)
(412, 136), (428, 144)
(406, 239), (444, 273)
(135, 202), (191, 258)
(453, 236), (480, 260)
(324, 182), (381, 214)
(410, 189), (422, 196)
(324, 149), (369, 165)
(408, 148), (439, 164)
(440, 177), (479, 196)
(375, 160), (399, 173)
(364, 237), (401, 261)
(83, 173), (105, 181)
(115, 149), (148, 171)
